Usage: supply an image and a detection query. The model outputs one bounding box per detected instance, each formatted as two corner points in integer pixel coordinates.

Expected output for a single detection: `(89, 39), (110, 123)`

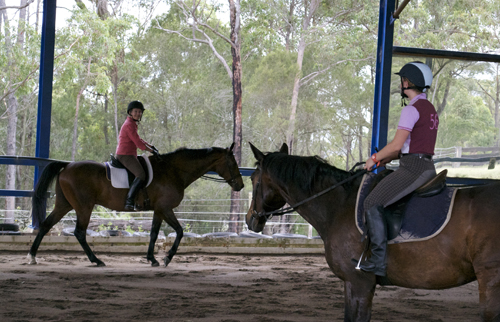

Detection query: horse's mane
(159, 147), (224, 160)
(259, 152), (361, 194)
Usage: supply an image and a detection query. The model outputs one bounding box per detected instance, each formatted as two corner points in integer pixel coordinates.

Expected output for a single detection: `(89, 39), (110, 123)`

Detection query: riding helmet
(395, 61), (433, 92)
(127, 101), (145, 115)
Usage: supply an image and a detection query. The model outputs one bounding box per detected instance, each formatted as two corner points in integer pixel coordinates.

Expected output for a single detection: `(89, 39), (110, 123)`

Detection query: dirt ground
(0, 252), (479, 322)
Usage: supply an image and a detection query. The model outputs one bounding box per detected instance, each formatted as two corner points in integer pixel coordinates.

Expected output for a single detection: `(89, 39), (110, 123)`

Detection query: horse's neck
(282, 180), (358, 238)
(170, 151), (221, 187)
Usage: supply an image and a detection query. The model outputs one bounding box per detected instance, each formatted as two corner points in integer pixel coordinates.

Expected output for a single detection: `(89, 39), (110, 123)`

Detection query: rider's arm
(364, 129), (410, 171)
(124, 121), (150, 151)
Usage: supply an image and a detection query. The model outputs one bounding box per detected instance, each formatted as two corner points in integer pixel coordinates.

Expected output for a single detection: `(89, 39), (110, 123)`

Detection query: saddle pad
(355, 173), (457, 244)
(105, 155), (153, 189)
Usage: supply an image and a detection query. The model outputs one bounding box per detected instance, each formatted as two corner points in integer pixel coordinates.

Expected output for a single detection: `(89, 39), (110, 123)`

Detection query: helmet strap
(128, 113), (142, 123)
(400, 78), (408, 99)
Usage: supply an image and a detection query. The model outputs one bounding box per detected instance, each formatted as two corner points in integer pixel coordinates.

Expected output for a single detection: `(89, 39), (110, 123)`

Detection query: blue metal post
(371, 0), (396, 163)
(33, 0), (57, 228)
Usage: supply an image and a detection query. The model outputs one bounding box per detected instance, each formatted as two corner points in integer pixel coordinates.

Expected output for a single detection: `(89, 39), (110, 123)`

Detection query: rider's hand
(150, 145), (160, 157)
(364, 158), (376, 171)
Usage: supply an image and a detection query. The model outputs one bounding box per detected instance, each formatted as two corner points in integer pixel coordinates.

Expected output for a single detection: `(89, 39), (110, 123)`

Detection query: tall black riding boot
(358, 205), (387, 276)
(125, 177), (145, 211)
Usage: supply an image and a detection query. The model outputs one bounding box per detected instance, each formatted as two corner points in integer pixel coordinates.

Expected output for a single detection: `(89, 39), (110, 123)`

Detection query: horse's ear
(228, 142), (235, 152)
(279, 143), (288, 154)
(249, 142), (264, 162)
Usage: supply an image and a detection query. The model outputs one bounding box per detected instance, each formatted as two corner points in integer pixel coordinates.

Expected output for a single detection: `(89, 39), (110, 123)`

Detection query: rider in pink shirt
(116, 101), (158, 210)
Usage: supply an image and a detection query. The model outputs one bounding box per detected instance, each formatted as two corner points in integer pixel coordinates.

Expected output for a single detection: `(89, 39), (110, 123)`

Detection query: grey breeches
(364, 155), (436, 210)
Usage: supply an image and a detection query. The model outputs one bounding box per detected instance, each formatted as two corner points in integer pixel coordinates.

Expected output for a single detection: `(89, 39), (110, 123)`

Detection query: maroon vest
(409, 99), (438, 155)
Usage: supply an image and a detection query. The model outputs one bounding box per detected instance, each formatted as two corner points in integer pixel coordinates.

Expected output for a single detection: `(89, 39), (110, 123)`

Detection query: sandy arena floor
(0, 252), (479, 322)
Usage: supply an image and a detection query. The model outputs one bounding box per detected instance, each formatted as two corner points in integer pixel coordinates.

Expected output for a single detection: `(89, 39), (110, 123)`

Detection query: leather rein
(252, 162), (367, 220)
(155, 151), (240, 186)
(200, 154), (240, 186)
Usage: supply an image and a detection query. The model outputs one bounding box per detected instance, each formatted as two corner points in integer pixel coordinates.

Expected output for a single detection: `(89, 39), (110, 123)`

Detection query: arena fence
(0, 196), (319, 238)
(0, 196), (324, 254)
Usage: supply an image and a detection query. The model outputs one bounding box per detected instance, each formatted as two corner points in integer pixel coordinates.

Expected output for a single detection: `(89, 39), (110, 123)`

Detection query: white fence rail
(0, 197), (319, 239)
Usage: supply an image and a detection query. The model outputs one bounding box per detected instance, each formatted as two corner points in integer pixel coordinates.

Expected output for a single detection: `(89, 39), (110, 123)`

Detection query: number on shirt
(430, 114), (439, 130)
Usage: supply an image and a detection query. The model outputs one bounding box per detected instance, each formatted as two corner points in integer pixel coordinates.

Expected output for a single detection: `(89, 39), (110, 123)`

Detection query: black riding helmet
(127, 101), (145, 121)
(395, 61), (433, 98)
(127, 100), (145, 114)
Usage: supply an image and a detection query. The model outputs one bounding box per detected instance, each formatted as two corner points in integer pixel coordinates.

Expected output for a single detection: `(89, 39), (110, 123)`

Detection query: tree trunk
(72, 57), (92, 161)
(495, 66), (500, 147)
(72, 87), (85, 161)
(358, 125), (363, 162)
(103, 94), (109, 146)
(5, 92), (18, 223)
(3, 0), (27, 223)
(94, 0), (109, 20)
(112, 64), (120, 143)
(284, 0), (296, 51)
(287, 36), (306, 154)
(436, 76), (451, 116)
(228, 0), (242, 233)
(286, 0), (317, 154)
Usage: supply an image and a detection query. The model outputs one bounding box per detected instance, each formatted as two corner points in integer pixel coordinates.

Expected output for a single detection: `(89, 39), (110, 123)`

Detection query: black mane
(260, 152), (360, 194)
(159, 147), (224, 160)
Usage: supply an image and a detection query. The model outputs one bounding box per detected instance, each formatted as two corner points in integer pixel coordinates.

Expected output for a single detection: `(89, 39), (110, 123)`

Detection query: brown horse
(246, 142), (500, 322)
(29, 144), (244, 267)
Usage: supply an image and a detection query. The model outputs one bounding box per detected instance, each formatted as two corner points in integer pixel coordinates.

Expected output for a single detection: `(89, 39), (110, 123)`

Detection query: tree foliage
(1, 0), (500, 216)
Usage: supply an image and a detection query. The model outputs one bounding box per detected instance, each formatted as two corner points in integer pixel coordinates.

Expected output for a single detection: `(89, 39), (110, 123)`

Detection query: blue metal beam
(34, 0), (56, 172)
(371, 0), (396, 167)
(0, 190), (34, 197)
(393, 46), (500, 63)
(32, 0), (57, 229)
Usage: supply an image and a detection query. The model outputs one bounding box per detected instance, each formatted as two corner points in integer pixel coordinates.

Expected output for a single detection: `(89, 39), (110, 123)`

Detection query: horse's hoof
(164, 257), (171, 267)
(96, 261), (106, 267)
(147, 257), (159, 267)
(27, 253), (37, 265)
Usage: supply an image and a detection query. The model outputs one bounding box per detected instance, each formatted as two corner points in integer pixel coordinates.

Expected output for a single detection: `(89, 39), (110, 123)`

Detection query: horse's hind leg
(73, 213), (105, 267)
(146, 214), (163, 267)
(28, 197), (73, 264)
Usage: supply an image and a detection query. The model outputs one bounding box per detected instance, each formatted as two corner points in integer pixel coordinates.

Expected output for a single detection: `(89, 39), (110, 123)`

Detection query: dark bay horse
(246, 142), (500, 322)
(29, 144), (244, 267)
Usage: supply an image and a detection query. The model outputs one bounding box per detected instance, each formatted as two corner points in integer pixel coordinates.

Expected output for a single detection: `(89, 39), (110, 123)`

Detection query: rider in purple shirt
(356, 62), (438, 276)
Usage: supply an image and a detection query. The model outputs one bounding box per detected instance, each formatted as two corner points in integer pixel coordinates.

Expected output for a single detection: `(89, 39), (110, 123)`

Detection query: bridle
(252, 162), (367, 220)
(201, 153), (240, 187)
(153, 149), (241, 187)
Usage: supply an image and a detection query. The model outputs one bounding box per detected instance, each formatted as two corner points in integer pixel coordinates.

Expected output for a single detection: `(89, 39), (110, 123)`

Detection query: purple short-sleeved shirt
(397, 93), (439, 155)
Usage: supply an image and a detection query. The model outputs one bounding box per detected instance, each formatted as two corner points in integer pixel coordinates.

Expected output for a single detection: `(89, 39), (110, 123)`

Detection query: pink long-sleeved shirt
(115, 116), (150, 156)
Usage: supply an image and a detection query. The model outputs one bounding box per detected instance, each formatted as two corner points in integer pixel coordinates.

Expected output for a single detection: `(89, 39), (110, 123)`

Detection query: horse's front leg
(74, 222), (105, 267)
(146, 214), (163, 267)
(343, 275), (376, 322)
(476, 265), (500, 321)
(160, 208), (183, 267)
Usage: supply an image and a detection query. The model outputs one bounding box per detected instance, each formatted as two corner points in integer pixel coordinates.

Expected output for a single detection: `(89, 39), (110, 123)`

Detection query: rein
(154, 150), (240, 186)
(253, 162), (367, 219)
(201, 154), (240, 186)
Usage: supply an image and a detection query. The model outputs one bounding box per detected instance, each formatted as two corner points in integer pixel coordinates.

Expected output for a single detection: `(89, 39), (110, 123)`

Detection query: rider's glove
(151, 145), (160, 157)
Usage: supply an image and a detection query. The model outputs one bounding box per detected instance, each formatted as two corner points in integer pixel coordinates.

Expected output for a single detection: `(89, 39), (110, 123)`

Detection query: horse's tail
(32, 161), (70, 224)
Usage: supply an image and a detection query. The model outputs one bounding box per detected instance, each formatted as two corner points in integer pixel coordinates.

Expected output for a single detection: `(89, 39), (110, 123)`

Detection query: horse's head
(246, 142), (288, 233)
(214, 143), (244, 191)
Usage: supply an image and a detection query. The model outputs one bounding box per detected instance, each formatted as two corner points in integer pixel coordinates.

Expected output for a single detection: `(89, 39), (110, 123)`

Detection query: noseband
(225, 154), (241, 186)
(201, 153), (240, 186)
(252, 164), (367, 220)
